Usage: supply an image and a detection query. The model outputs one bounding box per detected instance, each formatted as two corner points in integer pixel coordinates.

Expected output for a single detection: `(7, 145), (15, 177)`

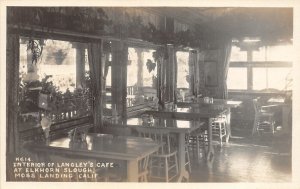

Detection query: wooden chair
(135, 127), (179, 182)
(252, 99), (275, 136)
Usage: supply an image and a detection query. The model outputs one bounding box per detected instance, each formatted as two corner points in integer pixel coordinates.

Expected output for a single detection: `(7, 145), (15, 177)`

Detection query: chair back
(135, 127), (171, 154)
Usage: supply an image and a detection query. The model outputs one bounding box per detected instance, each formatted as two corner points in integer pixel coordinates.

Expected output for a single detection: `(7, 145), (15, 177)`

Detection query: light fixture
(243, 37), (261, 43)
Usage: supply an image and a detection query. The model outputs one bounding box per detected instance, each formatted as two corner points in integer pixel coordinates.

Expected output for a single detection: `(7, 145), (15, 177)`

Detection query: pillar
(111, 41), (128, 118)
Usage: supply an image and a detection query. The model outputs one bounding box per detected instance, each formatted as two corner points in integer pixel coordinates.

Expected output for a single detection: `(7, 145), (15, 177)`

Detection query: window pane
(176, 51), (189, 89)
(227, 68), (247, 90)
(253, 68), (267, 90)
(20, 37), (77, 93)
(266, 45), (293, 61)
(253, 67), (292, 90)
(230, 46), (247, 61)
(126, 48), (157, 107)
(41, 40), (77, 92)
(268, 68), (292, 90)
(143, 49), (156, 87)
(253, 46), (266, 61)
(127, 48), (138, 87)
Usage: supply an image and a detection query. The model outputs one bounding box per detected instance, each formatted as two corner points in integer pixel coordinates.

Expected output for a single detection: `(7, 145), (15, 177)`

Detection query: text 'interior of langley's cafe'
(5, 7), (293, 182)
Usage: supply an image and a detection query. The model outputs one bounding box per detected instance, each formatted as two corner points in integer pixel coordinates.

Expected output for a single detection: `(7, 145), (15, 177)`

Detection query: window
(126, 47), (157, 107)
(18, 36), (92, 125)
(227, 43), (293, 91)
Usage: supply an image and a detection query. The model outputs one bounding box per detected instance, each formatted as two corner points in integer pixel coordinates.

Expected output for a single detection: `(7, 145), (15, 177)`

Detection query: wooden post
(165, 44), (176, 103)
(111, 41), (128, 118)
(136, 48), (144, 88)
(6, 34), (20, 154)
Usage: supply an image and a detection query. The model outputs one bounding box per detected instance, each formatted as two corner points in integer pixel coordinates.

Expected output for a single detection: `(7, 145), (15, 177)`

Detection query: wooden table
(177, 99), (242, 142)
(177, 99), (242, 109)
(24, 134), (161, 182)
(126, 117), (201, 182)
(142, 107), (227, 181)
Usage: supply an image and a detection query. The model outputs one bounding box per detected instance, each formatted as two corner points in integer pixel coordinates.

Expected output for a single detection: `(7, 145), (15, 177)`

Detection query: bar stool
(188, 127), (207, 160)
(184, 136), (191, 173)
(136, 127), (179, 182)
(211, 114), (227, 146)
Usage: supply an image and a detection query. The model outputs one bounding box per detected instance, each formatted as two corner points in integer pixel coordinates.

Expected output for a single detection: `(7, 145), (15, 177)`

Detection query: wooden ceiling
(145, 7), (293, 42)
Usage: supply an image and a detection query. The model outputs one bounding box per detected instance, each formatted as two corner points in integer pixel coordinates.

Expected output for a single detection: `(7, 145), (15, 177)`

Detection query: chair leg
(196, 136), (200, 159)
(165, 157), (169, 182)
(252, 117), (258, 136)
(175, 154), (179, 176)
(219, 134), (223, 146)
(270, 116), (275, 134)
(185, 147), (191, 173)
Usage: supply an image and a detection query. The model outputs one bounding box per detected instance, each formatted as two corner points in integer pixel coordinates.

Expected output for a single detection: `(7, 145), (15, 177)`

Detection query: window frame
(228, 45), (293, 92)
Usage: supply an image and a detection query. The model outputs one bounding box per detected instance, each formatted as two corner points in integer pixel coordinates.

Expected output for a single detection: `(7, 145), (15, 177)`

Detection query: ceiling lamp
(243, 37), (261, 43)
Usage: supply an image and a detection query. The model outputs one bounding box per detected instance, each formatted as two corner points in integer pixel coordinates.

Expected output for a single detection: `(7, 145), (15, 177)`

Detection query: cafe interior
(6, 7), (293, 182)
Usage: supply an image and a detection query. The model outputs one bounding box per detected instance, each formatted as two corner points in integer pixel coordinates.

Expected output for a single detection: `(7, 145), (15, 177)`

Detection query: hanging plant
(146, 59), (156, 73)
(27, 39), (44, 64)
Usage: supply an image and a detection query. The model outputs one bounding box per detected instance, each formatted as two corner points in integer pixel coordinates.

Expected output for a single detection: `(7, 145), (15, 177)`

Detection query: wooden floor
(188, 128), (292, 182)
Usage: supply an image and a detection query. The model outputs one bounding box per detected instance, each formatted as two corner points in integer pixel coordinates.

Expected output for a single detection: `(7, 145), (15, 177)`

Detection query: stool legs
(185, 145), (191, 173)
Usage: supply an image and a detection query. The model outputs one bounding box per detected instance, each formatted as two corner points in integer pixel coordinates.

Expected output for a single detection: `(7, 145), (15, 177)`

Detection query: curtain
(189, 50), (198, 96)
(88, 40), (103, 131)
(156, 46), (167, 106)
(220, 39), (232, 99)
(173, 47), (178, 103)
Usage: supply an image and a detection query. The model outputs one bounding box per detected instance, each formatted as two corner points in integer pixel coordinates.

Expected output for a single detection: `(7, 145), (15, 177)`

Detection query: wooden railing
(44, 94), (93, 124)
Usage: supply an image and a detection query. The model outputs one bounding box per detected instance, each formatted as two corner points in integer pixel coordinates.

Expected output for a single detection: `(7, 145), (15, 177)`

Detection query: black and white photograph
(1, 1), (299, 188)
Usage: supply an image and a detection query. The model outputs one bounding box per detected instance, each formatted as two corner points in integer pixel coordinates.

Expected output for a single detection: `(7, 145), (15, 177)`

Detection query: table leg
(225, 108), (231, 143)
(206, 118), (214, 164)
(177, 133), (189, 182)
(127, 159), (138, 182)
